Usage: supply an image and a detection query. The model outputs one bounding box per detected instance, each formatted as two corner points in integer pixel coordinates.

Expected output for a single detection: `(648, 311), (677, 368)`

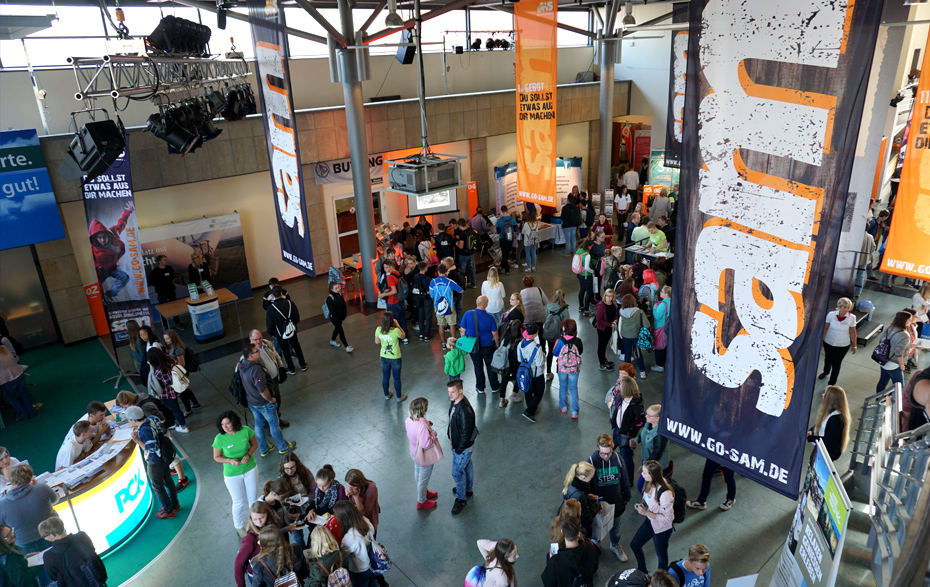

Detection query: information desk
(153, 287), (241, 341)
(52, 442), (151, 554)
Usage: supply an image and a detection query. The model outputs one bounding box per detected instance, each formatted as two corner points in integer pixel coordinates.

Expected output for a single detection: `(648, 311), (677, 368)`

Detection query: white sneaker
(345, 345), (354, 353)
(174, 426), (190, 434)
(610, 544), (629, 562)
(650, 365), (664, 372)
(639, 371), (646, 379)
(330, 340), (340, 347)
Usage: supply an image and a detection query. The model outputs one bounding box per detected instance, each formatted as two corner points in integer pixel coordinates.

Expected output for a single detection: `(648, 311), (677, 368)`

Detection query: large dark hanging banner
(660, 0), (883, 499)
(663, 2), (689, 169)
(247, 0), (315, 276)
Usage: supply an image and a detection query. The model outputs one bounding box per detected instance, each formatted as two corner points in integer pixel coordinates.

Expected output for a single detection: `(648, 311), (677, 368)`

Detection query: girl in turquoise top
(651, 286), (671, 373)
(375, 312), (407, 402)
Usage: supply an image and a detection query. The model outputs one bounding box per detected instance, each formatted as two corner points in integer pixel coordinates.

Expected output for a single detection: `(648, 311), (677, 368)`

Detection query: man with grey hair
(459, 296), (500, 395)
(245, 330), (289, 428)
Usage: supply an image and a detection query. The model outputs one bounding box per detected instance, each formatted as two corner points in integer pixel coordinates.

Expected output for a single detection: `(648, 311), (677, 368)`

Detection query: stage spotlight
(146, 110), (200, 156)
(485, 38), (496, 50)
(147, 15), (212, 56)
(57, 119), (125, 184)
(471, 38), (482, 51)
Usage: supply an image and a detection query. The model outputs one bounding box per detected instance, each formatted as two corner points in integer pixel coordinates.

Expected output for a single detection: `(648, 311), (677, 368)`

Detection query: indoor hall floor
(113, 248), (925, 587)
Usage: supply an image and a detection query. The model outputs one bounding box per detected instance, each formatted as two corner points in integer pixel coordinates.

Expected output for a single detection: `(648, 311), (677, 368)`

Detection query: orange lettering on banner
(883, 28), (930, 281)
(515, 0), (558, 206)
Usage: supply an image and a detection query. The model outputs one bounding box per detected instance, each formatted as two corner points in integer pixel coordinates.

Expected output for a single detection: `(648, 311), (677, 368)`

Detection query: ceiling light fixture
(385, 0), (404, 27)
(622, 1), (636, 26)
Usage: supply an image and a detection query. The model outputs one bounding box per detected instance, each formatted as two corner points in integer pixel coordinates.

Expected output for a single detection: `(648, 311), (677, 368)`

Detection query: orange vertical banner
(883, 29), (930, 281)
(515, 0), (558, 207)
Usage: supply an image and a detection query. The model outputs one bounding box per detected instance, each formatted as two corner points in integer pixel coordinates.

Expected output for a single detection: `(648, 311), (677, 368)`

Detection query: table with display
(153, 287), (242, 342)
(623, 244), (675, 261)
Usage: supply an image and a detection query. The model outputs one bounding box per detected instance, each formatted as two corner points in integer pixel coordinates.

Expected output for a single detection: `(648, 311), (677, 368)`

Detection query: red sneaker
(156, 509), (176, 519)
(426, 490), (438, 500)
(174, 504), (181, 512)
(416, 499), (437, 510)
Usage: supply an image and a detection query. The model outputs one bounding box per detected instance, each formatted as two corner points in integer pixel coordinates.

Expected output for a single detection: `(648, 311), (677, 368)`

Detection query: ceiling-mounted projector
(387, 154), (465, 195)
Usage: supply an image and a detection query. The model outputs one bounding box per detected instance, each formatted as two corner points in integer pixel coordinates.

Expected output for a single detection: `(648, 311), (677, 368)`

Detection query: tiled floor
(111, 247), (924, 587)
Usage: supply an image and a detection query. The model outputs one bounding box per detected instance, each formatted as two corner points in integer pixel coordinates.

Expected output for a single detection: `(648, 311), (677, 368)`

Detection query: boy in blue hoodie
(670, 544), (712, 587)
(586, 434), (632, 562)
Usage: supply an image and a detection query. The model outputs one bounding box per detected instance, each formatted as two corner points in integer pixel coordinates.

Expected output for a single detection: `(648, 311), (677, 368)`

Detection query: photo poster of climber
(82, 149), (152, 344)
(140, 212), (253, 307)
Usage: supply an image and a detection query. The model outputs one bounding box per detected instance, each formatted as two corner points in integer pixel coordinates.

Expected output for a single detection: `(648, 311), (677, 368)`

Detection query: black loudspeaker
(395, 29), (416, 65)
(57, 120), (125, 184)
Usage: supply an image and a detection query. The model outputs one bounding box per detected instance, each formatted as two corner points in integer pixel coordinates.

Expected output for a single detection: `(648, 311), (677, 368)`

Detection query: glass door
(334, 192), (382, 262)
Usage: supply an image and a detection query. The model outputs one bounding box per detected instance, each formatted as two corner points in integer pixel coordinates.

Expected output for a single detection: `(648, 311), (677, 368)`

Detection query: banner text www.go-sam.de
(660, 0), (884, 499)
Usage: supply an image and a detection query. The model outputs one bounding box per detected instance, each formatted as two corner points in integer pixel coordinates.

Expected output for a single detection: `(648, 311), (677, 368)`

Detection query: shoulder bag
(455, 310), (479, 353)
(413, 420), (444, 467)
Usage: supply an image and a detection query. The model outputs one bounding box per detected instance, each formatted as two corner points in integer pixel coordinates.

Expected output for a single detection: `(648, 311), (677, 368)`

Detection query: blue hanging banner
(0, 129), (66, 251)
(247, 0), (315, 276)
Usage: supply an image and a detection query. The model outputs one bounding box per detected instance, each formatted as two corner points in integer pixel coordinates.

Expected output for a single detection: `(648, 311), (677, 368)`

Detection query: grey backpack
(491, 344), (510, 374)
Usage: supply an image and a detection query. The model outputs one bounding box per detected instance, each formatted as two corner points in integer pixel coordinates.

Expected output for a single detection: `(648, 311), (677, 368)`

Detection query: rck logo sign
(115, 471), (146, 514)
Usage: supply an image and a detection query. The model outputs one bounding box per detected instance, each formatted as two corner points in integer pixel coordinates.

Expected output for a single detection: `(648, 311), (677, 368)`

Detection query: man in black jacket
(265, 286), (307, 375)
(448, 379), (477, 515)
(561, 195), (581, 255)
(541, 517), (599, 587)
(587, 434), (632, 562)
(148, 254), (184, 329)
(39, 516), (107, 587)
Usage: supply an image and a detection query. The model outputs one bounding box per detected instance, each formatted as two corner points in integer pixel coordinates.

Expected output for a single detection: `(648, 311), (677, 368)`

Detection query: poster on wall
(0, 129), (66, 250)
(660, 0), (883, 498)
(82, 149), (152, 343)
(664, 2), (689, 169)
(770, 441), (851, 587)
(514, 0), (558, 207)
(495, 158), (582, 213)
(632, 131), (652, 175)
(313, 153), (385, 186)
(140, 212), (253, 308)
(881, 28), (930, 282)
(248, 0), (315, 276)
(648, 150), (680, 189)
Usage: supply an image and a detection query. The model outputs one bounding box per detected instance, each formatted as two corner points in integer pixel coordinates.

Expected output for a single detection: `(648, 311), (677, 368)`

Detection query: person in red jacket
(88, 201), (135, 302)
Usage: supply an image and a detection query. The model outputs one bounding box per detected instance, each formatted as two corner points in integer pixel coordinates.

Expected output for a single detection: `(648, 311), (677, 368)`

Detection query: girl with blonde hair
(482, 266), (507, 325)
(561, 462), (598, 538)
(807, 385), (851, 461)
(305, 526), (350, 587)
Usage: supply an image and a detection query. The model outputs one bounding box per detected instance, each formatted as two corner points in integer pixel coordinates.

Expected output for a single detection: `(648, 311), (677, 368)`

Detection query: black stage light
(146, 110), (200, 156)
(190, 100), (223, 141)
(222, 86), (242, 120)
(485, 38), (496, 50)
(206, 88), (228, 112)
(241, 84), (257, 115)
(57, 120), (126, 184)
(499, 38), (510, 50)
(147, 15), (212, 56)
(471, 38), (482, 51)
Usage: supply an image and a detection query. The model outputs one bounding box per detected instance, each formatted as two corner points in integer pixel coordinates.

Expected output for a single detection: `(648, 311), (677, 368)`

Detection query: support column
(597, 0), (621, 214)
(337, 0), (378, 304)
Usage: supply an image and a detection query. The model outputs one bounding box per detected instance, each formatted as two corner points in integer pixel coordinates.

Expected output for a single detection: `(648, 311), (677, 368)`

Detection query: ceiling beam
(358, 0), (386, 33)
(486, 4), (596, 39)
(292, 0), (348, 46)
(363, 0), (476, 44)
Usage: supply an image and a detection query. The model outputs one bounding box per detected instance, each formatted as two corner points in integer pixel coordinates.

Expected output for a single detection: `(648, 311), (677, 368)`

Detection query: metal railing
(848, 385), (900, 497)
(868, 422), (930, 587)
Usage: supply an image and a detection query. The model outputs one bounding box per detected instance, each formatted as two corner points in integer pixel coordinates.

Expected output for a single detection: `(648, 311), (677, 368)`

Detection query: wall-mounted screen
(406, 189), (458, 217)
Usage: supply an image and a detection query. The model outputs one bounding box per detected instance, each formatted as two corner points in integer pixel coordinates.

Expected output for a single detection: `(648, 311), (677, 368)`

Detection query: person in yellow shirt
(645, 223), (668, 253)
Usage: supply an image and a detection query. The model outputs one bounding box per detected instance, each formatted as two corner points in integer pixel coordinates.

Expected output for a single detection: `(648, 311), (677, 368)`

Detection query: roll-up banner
(82, 149), (152, 343)
(663, 2), (689, 169)
(248, 0), (315, 276)
(660, 0), (883, 498)
(515, 0), (558, 207)
(495, 157), (582, 213)
(881, 28), (930, 282)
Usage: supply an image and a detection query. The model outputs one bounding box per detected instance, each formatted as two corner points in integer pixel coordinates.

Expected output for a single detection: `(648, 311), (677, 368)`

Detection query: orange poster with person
(515, 0), (558, 207)
(883, 29), (930, 281)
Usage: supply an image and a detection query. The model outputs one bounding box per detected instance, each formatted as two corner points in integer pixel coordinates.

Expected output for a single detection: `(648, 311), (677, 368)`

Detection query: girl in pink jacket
(630, 461), (675, 572)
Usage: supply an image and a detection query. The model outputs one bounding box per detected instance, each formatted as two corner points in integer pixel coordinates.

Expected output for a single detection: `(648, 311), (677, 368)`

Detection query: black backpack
(184, 346), (200, 373)
(466, 232), (479, 254)
(139, 396), (176, 429)
(56, 533), (107, 587)
(229, 368), (248, 407)
(395, 275), (410, 303)
(659, 478), (688, 524)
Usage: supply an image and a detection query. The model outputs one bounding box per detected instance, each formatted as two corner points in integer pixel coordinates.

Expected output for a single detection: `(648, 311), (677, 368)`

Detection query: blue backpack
(516, 343), (539, 394)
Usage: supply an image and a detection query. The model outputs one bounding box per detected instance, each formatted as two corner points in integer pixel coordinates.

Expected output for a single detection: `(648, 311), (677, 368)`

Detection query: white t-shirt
(0, 456), (22, 496)
(481, 281), (506, 314)
(614, 193), (632, 214)
(623, 170), (640, 191)
(823, 311), (854, 347)
(341, 518), (374, 573)
(55, 436), (91, 470)
(913, 293), (929, 321)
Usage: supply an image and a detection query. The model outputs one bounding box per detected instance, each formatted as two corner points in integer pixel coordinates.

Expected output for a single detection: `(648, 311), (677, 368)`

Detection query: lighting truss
(67, 54), (251, 102)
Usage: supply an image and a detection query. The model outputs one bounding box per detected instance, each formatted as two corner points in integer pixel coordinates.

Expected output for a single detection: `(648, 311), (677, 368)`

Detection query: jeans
(622, 337), (646, 372)
(349, 568), (378, 587)
(471, 345), (500, 392)
(526, 245), (538, 269)
(452, 446), (474, 500)
(876, 366), (904, 393)
(489, 311), (502, 326)
(630, 519), (672, 572)
(458, 254), (476, 287)
(821, 342), (850, 386)
(577, 275), (594, 311)
(148, 458), (179, 513)
(597, 327), (613, 365)
(655, 348), (667, 367)
(500, 239), (513, 274)
(162, 396), (187, 426)
(223, 466), (259, 529)
(609, 502), (625, 547)
(178, 389), (199, 413)
(417, 302), (433, 337)
(454, 294), (464, 328)
(564, 226), (577, 254)
(331, 319), (348, 346)
(855, 266), (867, 298)
(277, 335), (306, 372)
(413, 460), (434, 503)
(618, 446), (635, 488)
(250, 403), (289, 453)
(696, 458), (736, 502)
(386, 302), (408, 340)
(380, 357), (402, 397)
(524, 375), (545, 416)
(1, 375), (34, 420)
(558, 371), (579, 415)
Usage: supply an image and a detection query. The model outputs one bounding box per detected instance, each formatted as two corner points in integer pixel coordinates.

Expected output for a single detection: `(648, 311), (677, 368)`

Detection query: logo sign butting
(515, 0), (558, 206)
(660, 0), (883, 498)
(882, 27), (930, 281)
(248, 0), (315, 276)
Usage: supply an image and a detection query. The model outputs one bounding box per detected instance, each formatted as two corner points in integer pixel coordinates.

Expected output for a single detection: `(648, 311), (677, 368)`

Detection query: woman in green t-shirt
(375, 311), (407, 403)
(212, 410), (259, 537)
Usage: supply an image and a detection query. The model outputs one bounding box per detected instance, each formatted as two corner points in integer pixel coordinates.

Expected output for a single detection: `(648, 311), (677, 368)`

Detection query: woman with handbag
(333, 501), (379, 587)
(405, 398), (441, 510)
(251, 525), (309, 587)
(595, 289), (619, 372)
(651, 287), (672, 373)
(561, 462), (600, 539)
(610, 378), (646, 487)
(875, 311), (912, 393)
(146, 348), (189, 433)
(618, 294), (649, 379)
(162, 329), (202, 416)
